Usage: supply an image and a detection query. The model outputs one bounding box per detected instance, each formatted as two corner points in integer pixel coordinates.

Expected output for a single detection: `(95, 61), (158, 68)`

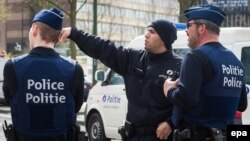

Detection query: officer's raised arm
(61, 19), (182, 141)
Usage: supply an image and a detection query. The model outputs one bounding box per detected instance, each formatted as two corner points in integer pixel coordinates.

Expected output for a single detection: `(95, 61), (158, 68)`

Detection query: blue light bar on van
(175, 23), (186, 30)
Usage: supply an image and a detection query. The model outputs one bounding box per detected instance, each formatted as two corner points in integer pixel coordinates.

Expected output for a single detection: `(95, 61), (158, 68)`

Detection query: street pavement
(0, 105), (12, 140)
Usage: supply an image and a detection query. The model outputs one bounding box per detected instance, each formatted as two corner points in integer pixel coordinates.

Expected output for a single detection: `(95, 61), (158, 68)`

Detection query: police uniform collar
(201, 42), (222, 47)
(148, 50), (173, 61)
(30, 47), (59, 57)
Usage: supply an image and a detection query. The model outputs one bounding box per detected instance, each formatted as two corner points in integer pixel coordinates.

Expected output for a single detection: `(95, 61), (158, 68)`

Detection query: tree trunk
(178, 0), (200, 23)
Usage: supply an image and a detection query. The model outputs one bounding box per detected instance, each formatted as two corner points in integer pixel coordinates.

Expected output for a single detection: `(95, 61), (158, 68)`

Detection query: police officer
(163, 4), (248, 141)
(3, 7), (84, 141)
(60, 19), (182, 141)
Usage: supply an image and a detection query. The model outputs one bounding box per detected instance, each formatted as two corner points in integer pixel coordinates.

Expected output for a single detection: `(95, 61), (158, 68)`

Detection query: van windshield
(241, 47), (250, 84)
(109, 71), (124, 85)
(173, 48), (191, 57)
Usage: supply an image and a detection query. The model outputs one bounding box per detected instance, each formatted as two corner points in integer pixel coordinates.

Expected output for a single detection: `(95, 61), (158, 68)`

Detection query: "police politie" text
(26, 79), (66, 104)
(222, 64), (243, 88)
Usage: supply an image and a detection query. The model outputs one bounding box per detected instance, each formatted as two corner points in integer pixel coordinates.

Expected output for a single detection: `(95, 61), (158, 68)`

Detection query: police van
(84, 27), (250, 141)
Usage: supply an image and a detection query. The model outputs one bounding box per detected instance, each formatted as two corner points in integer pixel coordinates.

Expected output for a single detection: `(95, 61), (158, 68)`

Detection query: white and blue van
(0, 58), (7, 105)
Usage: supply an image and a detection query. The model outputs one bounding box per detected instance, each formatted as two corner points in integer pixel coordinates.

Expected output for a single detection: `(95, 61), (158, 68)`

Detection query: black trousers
(127, 133), (173, 141)
(15, 133), (67, 141)
(173, 126), (226, 141)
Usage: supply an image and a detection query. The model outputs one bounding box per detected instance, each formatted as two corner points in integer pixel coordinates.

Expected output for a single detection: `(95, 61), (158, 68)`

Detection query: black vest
(11, 54), (76, 137)
(183, 45), (244, 128)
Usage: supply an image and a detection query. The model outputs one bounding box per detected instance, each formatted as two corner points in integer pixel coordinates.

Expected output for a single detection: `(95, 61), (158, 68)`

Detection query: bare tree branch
(46, 0), (70, 15)
(46, 0), (61, 8)
(68, 0), (72, 5)
(76, 0), (87, 13)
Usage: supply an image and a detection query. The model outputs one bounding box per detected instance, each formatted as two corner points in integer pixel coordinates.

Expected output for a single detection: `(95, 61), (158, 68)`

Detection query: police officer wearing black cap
(60, 19), (182, 141)
(3, 7), (84, 141)
(163, 4), (248, 141)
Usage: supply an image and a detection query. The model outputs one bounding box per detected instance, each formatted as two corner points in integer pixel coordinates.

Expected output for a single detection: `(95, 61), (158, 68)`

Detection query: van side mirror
(95, 70), (105, 81)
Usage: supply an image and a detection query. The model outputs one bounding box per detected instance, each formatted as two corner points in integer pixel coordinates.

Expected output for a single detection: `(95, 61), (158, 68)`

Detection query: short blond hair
(34, 22), (61, 43)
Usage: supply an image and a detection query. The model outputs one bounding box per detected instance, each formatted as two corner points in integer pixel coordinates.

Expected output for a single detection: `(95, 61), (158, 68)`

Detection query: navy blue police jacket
(3, 47), (84, 137)
(168, 42), (248, 129)
(68, 28), (182, 128)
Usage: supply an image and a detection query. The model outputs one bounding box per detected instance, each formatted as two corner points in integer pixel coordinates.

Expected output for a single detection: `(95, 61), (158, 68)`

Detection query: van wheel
(87, 113), (110, 141)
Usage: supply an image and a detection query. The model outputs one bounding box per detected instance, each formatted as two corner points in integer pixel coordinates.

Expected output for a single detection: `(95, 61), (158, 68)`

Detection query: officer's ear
(30, 24), (39, 37)
(198, 24), (207, 34)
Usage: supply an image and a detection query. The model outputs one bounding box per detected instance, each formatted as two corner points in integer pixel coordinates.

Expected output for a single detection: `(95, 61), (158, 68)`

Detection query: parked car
(0, 58), (7, 105)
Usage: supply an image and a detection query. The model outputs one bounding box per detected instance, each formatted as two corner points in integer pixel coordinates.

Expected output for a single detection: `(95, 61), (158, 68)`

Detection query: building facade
(0, 0), (179, 55)
(213, 0), (250, 27)
(77, 0), (179, 45)
(0, 0), (31, 54)
(200, 0), (250, 27)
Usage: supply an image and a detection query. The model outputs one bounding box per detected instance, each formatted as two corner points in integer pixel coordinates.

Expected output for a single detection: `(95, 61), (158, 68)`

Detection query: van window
(109, 71), (124, 85)
(241, 47), (250, 84)
(173, 48), (191, 57)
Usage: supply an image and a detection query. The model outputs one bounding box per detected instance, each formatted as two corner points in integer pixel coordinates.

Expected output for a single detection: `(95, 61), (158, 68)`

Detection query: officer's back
(2, 7), (85, 141)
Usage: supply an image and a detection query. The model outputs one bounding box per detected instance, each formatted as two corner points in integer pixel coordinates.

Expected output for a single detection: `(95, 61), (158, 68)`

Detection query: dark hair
(35, 22), (61, 43)
(195, 19), (220, 35)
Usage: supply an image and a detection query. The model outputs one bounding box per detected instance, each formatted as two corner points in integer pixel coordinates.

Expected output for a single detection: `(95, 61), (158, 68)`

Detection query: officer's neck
(33, 40), (54, 49)
(198, 34), (219, 48)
